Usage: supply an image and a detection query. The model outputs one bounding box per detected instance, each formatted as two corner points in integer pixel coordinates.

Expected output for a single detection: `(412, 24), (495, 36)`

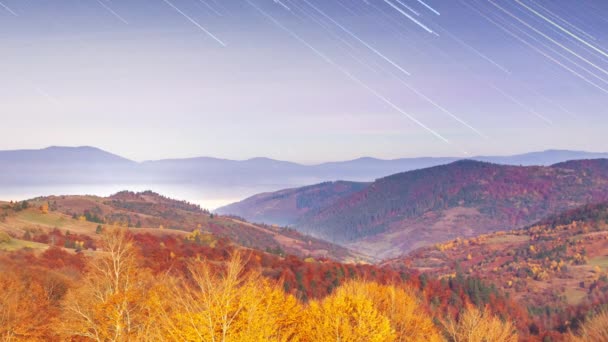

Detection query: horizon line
(0, 145), (607, 166)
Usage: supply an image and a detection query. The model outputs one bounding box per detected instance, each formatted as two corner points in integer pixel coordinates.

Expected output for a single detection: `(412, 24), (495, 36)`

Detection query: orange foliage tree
(60, 228), (158, 341)
(154, 251), (302, 341)
(569, 310), (608, 342)
(0, 267), (56, 340)
(442, 306), (518, 342)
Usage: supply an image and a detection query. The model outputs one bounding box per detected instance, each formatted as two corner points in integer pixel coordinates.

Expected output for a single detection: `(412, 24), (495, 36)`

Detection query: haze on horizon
(1, 0), (607, 163)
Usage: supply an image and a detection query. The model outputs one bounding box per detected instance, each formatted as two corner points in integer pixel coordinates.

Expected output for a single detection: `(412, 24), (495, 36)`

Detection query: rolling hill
(387, 201), (608, 334)
(0, 199), (536, 341)
(215, 181), (369, 226)
(0, 191), (365, 262)
(220, 159), (608, 259)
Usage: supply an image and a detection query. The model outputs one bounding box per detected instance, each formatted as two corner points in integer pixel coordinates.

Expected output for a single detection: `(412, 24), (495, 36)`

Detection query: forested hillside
(2, 192), (608, 339)
(0, 226), (529, 341)
(293, 159), (608, 258)
(216, 181), (368, 225)
(392, 201), (608, 337)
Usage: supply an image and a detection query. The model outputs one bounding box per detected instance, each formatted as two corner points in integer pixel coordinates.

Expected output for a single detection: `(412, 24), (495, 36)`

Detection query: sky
(1, 0), (607, 163)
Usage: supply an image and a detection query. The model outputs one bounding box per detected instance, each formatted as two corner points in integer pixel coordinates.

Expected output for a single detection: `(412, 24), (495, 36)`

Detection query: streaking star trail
(162, 0), (226, 46)
(416, 0), (441, 16)
(1, 0), (607, 160)
(300, 0), (412, 76)
(434, 23), (511, 74)
(488, 0), (608, 78)
(273, 0), (291, 12)
(527, 0), (597, 42)
(198, 0), (224, 16)
(461, 0), (608, 94)
(383, 0), (438, 35)
(290, 0), (486, 138)
(94, 0), (129, 24)
(394, 0), (421, 17)
(515, 0), (608, 61)
(489, 84), (553, 125)
(243, 0), (454, 147)
(0, 0), (17, 16)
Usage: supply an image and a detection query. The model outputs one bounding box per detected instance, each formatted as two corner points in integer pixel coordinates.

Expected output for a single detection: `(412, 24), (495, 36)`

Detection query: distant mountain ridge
(0, 146), (133, 165)
(0, 146), (137, 185)
(218, 159), (608, 259)
(1, 146), (607, 210)
(1, 146), (607, 185)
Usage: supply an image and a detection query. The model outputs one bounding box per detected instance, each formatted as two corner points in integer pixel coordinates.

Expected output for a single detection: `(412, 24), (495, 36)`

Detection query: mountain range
(3, 148), (608, 339)
(218, 159), (608, 259)
(1, 146), (607, 189)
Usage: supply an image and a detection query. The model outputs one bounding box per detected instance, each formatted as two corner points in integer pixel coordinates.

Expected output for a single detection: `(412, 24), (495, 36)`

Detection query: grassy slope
(0, 237), (48, 252)
(391, 202), (608, 311)
(0, 193), (366, 263)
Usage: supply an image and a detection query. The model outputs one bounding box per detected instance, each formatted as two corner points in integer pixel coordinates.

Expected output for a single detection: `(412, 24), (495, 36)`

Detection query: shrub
(569, 310), (608, 341)
(442, 306), (518, 342)
(0, 231), (11, 243)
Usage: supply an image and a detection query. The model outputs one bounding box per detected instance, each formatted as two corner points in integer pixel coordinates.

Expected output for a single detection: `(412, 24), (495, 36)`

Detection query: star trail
(0, 0), (606, 161)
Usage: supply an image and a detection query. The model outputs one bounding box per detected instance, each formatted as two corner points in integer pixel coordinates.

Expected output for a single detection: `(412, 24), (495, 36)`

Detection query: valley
(4, 0), (608, 339)
(2, 156), (608, 341)
(220, 159), (608, 258)
(2, 146), (607, 211)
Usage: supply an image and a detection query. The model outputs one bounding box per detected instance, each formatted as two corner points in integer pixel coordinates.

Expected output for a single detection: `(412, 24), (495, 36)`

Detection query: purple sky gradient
(0, 0), (607, 162)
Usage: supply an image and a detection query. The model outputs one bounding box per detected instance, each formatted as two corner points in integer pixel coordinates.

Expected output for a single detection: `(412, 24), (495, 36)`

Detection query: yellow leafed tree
(158, 251), (302, 342)
(60, 228), (158, 341)
(299, 281), (396, 342)
(39, 202), (49, 214)
(351, 282), (443, 342)
(442, 306), (518, 342)
(0, 270), (54, 341)
(569, 310), (608, 342)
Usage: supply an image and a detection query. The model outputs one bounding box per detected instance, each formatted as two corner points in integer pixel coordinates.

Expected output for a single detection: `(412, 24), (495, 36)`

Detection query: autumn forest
(2, 0), (608, 339)
(0, 227), (518, 341)
(1, 190), (608, 341)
